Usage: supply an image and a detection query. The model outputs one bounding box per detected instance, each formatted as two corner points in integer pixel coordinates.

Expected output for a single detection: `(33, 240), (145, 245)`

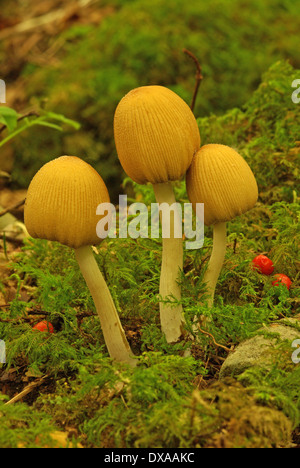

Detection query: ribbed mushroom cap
(186, 144), (258, 226)
(24, 156), (111, 249)
(114, 85), (200, 185)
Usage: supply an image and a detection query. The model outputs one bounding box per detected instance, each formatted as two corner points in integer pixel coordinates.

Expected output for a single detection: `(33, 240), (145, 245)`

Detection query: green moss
(33, 359), (294, 448)
(0, 395), (73, 448)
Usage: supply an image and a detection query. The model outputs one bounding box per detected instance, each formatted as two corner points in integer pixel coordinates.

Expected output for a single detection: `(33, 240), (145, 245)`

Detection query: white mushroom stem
(203, 222), (227, 307)
(152, 182), (185, 343)
(75, 245), (136, 366)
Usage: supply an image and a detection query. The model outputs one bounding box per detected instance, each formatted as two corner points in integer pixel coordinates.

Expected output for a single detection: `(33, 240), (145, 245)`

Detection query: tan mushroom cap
(24, 156), (110, 249)
(114, 85), (200, 185)
(186, 144), (258, 226)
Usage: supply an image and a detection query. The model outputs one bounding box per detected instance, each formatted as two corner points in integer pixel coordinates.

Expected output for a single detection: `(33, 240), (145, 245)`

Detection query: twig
(0, 171), (11, 179)
(196, 324), (231, 352)
(233, 237), (237, 254)
(183, 49), (203, 113)
(0, 9), (72, 40)
(0, 0), (97, 40)
(0, 199), (25, 217)
(5, 375), (49, 405)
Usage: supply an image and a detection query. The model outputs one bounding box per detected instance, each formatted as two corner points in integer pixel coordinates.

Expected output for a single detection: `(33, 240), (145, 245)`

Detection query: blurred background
(0, 0), (299, 202)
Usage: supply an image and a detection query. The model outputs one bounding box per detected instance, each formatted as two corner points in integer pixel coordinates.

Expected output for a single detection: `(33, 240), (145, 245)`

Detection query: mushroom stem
(75, 245), (136, 366)
(203, 222), (227, 307)
(152, 182), (185, 343)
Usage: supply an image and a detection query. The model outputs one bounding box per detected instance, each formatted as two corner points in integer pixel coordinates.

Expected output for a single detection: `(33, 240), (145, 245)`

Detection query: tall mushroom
(24, 155), (136, 366)
(114, 85), (200, 343)
(186, 144), (258, 307)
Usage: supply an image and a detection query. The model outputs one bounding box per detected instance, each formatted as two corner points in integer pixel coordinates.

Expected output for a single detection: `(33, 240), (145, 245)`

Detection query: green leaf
(33, 120), (63, 131)
(42, 111), (81, 130)
(0, 106), (19, 132)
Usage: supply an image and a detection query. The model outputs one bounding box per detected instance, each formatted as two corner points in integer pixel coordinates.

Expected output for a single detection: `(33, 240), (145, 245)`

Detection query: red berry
(33, 320), (54, 333)
(272, 274), (292, 290)
(251, 255), (274, 275)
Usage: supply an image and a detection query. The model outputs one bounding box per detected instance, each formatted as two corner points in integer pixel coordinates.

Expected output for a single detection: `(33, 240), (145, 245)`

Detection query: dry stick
(0, 199), (26, 217)
(196, 324), (231, 353)
(0, 171), (11, 179)
(183, 49), (203, 112)
(5, 375), (49, 405)
(0, 0), (97, 40)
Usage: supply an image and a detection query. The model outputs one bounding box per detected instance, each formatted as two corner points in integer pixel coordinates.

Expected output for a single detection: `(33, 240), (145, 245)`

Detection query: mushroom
(186, 144), (258, 307)
(114, 85), (200, 343)
(24, 155), (136, 366)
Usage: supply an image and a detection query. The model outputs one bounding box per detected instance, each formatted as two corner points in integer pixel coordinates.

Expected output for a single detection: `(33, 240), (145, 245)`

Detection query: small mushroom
(24, 156), (136, 365)
(114, 85), (200, 343)
(186, 144), (258, 307)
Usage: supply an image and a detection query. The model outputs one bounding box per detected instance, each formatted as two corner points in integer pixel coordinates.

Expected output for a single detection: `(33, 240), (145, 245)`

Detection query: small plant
(0, 107), (79, 149)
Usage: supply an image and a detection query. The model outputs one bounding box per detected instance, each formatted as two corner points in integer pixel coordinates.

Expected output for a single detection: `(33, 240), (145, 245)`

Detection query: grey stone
(219, 318), (300, 379)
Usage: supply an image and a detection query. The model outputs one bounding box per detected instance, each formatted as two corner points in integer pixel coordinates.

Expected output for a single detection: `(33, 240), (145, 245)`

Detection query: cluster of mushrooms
(24, 85), (258, 367)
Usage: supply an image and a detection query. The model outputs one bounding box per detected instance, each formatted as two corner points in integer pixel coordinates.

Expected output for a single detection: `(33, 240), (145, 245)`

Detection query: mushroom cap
(24, 156), (110, 249)
(186, 144), (258, 226)
(114, 85), (200, 185)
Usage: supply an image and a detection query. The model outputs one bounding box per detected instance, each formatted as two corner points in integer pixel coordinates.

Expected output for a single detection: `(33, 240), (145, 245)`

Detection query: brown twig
(0, 171), (11, 179)
(5, 374), (49, 405)
(0, 0), (97, 40)
(183, 48), (203, 113)
(233, 237), (237, 254)
(196, 325), (231, 352)
(0, 199), (25, 217)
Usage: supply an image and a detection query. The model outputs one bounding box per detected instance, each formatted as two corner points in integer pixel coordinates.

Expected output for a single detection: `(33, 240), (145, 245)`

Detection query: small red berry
(272, 274), (292, 290)
(33, 320), (54, 333)
(251, 254), (274, 275)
